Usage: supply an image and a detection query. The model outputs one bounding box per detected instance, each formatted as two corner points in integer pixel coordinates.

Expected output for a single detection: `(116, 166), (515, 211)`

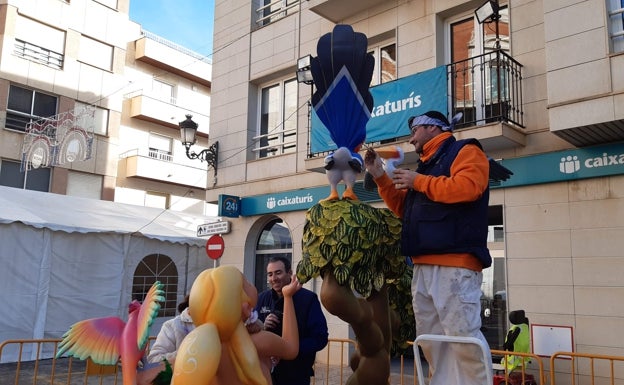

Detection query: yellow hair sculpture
(172, 266), (267, 385)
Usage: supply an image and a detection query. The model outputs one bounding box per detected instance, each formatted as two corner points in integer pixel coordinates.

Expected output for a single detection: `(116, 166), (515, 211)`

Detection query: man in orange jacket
(365, 110), (492, 385)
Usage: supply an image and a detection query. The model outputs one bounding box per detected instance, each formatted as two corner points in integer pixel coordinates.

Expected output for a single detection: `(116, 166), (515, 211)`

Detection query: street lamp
(179, 114), (218, 172)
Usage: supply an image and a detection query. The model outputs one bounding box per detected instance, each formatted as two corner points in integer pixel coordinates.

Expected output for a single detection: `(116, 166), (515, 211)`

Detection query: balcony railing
(608, 5), (624, 52)
(449, 49), (524, 129)
(13, 39), (64, 70)
(118, 149), (208, 188)
(148, 148), (173, 162)
(124, 89), (178, 106)
(255, 0), (300, 27)
(252, 128), (297, 158)
(305, 49), (524, 160)
(140, 30), (208, 62)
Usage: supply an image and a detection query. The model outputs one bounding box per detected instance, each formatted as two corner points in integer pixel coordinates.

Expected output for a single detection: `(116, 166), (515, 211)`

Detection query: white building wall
(209, 0), (624, 361)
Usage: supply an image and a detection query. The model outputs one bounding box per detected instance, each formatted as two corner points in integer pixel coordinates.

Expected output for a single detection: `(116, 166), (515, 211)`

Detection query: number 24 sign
(218, 194), (241, 218)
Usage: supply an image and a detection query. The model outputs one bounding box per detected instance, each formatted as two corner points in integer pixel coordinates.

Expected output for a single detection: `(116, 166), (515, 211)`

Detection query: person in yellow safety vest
(501, 310), (531, 372)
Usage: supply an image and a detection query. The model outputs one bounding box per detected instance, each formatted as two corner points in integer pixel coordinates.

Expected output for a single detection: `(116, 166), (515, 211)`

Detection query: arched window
(254, 218), (293, 293)
(132, 253), (178, 317)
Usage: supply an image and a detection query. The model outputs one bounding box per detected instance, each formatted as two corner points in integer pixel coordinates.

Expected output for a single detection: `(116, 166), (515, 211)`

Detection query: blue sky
(129, 0), (215, 59)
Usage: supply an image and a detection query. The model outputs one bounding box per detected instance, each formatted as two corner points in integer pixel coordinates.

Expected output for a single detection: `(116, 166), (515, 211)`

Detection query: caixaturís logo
(559, 155), (580, 174)
(559, 152), (624, 174)
(266, 194), (314, 210)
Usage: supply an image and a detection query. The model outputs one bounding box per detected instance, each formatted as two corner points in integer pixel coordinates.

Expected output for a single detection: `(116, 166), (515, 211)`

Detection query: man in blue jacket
(255, 256), (328, 385)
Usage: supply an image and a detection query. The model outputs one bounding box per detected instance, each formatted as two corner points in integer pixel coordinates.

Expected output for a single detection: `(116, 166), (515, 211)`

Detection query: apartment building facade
(208, 0), (624, 357)
(0, 0), (214, 211)
(0, 0), (215, 333)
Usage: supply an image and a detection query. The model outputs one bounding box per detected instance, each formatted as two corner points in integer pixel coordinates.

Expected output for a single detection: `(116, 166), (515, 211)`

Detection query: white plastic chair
(414, 334), (493, 385)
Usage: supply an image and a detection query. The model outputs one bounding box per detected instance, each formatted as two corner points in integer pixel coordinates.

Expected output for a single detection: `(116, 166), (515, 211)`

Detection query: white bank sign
(496, 142), (624, 188)
(218, 143), (624, 218)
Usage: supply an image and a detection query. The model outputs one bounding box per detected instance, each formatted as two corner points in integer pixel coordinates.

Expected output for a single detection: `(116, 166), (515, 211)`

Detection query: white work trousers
(411, 265), (492, 385)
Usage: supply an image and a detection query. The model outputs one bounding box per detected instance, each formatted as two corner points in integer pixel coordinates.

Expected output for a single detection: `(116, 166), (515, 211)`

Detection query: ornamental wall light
(179, 114), (218, 172)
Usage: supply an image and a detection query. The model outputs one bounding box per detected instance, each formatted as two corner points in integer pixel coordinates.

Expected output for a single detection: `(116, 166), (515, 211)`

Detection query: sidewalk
(0, 356), (424, 385)
(0, 357), (97, 385)
(312, 357), (421, 385)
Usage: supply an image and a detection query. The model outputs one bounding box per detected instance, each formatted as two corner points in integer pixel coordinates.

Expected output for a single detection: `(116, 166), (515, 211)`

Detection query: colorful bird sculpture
(310, 24), (375, 201)
(56, 281), (164, 385)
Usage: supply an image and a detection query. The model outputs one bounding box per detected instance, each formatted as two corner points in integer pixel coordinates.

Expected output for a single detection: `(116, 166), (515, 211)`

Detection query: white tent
(0, 186), (215, 362)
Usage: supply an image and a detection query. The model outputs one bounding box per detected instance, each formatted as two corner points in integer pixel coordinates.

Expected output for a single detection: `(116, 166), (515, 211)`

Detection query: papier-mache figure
(172, 265), (301, 385)
(56, 282), (165, 385)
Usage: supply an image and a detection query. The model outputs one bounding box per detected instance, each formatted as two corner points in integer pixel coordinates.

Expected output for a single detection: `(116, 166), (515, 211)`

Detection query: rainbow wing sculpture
(310, 24), (375, 201)
(56, 281), (164, 385)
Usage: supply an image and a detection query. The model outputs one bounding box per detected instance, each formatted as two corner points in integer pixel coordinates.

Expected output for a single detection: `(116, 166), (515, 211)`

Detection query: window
(608, 0), (624, 53)
(255, 79), (297, 158)
(78, 35), (113, 71)
(145, 191), (170, 209)
(148, 133), (173, 161)
(481, 205), (507, 350)
(74, 101), (109, 136)
(0, 159), (50, 191)
(6, 85), (58, 132)
(254, 219), (292, 293)
(13, 16), (65, 69)
(132, 254), (178, 317)
(448, 5), (512, 126)
(151, 79), (175, 104)
(369, 42), (397, 86)
(67, 171), (102, 200)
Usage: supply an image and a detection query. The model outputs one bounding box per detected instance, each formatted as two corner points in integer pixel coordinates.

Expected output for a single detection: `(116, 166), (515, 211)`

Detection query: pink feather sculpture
(56, 281), (165, 385)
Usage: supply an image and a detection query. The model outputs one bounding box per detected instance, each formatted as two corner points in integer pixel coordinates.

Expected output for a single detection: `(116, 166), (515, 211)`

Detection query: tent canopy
(0, 185), (216, 246)
(0, 186), (215, 362)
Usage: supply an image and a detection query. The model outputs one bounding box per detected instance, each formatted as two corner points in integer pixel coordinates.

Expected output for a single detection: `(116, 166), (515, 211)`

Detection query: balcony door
(448, 6), (510, 126)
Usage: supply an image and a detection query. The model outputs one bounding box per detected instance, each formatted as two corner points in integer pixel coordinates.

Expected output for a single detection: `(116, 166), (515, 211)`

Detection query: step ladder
(414, 334), (493, 385)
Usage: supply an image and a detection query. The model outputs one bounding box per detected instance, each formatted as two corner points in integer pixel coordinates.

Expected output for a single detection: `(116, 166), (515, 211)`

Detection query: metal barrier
(0, 339), (117, 385)
(550, 351), (624, 385)
(4, 337), (624, 385)
(312, 338), (356, 385)
(492, 349), (545, 385)
(0, 337), (159, 385)
(398, 341), (418, 385)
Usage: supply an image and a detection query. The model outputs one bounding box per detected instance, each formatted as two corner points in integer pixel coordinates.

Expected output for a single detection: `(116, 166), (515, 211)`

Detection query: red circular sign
(206, 235), (225, 260)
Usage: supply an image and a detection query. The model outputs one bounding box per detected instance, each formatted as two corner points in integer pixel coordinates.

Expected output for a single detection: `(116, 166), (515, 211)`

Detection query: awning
(0, 185), (215, 246)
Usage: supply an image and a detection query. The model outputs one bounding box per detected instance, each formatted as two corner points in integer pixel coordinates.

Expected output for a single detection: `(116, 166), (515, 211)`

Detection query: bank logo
(560, 155), (580, 174)
(266, 197), (276, 210)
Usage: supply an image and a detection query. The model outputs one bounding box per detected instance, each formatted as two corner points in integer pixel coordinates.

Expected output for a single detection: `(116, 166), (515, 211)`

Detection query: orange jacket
(375, 132), (489, 271)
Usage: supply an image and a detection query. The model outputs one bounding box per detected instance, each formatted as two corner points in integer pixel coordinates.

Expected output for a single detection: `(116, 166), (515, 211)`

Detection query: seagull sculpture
(310, 25), (375, 201)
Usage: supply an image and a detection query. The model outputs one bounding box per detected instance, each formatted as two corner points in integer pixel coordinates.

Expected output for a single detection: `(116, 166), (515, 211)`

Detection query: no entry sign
(206, 235), (225, 260)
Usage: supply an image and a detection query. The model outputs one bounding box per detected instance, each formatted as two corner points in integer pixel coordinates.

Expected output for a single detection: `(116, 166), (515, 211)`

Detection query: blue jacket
(401, 137), (492, 268)
(255, 287), (328, 385)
